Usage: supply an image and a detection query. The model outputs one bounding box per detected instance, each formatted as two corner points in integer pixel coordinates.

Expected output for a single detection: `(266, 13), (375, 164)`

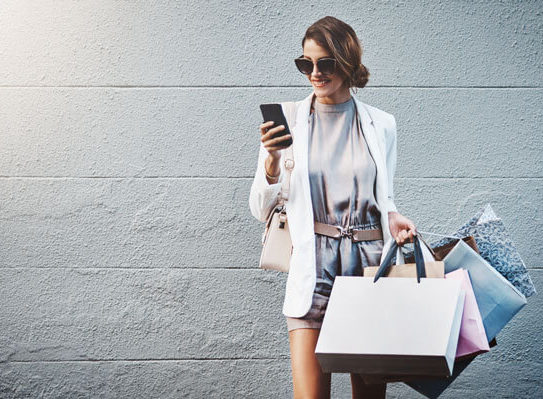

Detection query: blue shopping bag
(442, 239), (527, 341)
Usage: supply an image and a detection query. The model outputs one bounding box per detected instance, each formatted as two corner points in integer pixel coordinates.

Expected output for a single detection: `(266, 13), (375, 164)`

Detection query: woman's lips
(312, 79), (330, 87)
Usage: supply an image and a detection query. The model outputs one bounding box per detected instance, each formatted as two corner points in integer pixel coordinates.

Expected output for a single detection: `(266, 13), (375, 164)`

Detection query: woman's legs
(288, 328), (331, 399)
(350, 374), (386, 399)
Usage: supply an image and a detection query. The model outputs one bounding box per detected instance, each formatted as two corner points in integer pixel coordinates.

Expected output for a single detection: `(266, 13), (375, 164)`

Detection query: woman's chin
(313, 86), (332, 96)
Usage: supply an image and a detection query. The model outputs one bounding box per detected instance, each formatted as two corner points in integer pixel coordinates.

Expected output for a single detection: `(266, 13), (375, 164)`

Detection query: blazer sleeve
(248, 141), (284, 222)
(384, 114), (398, 213)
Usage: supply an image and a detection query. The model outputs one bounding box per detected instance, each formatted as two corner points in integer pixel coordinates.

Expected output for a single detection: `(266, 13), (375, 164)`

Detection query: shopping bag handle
(413, 235), (427, 282)
(378, 237), (406, 265)
(373, 235), (432, 283)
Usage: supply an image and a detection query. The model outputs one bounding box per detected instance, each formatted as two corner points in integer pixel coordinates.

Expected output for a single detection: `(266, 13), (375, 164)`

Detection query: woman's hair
(302, 16), (369, 92)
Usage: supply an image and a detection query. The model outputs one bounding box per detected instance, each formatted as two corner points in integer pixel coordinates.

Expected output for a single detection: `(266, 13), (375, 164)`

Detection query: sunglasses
(294, 56), (337, 75)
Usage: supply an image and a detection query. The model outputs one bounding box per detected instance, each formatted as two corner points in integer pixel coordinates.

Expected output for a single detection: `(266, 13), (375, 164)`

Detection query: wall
(0, 1), (541, 397)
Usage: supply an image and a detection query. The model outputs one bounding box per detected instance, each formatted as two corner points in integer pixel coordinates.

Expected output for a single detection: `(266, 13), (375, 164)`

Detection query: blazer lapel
(286, 91), (315, 246)
(353, 97), (386, 181)
(353, 96), (392, 244)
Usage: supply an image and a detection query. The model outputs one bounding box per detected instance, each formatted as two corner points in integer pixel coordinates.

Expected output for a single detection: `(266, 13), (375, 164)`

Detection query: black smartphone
(259, 103), (293, 148)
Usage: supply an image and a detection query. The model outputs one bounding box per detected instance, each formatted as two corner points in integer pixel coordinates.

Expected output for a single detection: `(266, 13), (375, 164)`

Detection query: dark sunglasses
(294, 56), (337, 75)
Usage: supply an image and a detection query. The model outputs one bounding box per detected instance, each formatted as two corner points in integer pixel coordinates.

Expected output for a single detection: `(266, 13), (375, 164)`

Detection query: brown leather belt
(314, 221), (383, 242)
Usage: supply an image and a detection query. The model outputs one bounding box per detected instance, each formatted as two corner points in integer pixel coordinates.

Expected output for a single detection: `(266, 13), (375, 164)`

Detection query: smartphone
(259, 103), (293, 148)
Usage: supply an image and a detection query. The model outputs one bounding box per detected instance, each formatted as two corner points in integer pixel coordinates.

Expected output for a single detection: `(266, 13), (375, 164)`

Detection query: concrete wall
(0, 1), (541, 397)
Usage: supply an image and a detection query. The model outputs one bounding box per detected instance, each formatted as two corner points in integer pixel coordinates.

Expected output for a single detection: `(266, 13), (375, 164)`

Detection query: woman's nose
(311, 66), (323, 78)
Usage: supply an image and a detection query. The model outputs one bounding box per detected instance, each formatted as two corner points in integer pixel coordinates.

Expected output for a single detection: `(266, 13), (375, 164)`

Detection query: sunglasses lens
(318, 59), (336, 75)
(295, 58), (313, 74)
(295, 58), (336, 75)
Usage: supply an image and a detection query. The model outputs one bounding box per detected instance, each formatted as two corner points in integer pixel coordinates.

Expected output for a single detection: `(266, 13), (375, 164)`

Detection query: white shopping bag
(315, 277), (465, 377)
(315, 236), (465, 377)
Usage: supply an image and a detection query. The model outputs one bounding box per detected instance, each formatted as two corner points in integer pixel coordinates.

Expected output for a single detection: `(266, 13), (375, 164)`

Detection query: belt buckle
(338, 226), (353, 239)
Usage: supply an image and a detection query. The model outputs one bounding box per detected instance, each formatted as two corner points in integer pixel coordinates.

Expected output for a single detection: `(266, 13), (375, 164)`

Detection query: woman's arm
(248, 141), (283, 223)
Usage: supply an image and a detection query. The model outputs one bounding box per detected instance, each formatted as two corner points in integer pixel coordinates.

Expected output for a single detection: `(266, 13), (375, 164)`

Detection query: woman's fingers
(260, 121), (292, 153)
(395, 229), (411, 245)
(259, 120), (275, 135)
(395, 226), (420, 245)
(408, 222), (417, 236)
(390, 213), (418, 245)
(259, 121), (291, 156)
(395, 230), (405, 245)
(265, 133), (291, 148)
(261, 124), (286, 142)
(264, 133), (291, 153)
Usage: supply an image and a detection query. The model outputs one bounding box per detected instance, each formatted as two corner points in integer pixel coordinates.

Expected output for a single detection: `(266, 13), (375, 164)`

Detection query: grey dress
(286, 96), (385, 331)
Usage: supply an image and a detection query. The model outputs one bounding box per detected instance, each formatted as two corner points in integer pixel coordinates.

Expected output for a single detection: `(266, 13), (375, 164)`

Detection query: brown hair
(302, 16), (369, 92)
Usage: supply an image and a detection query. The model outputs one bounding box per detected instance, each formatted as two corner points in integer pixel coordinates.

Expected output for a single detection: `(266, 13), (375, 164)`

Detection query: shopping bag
(360, 268), (493, 386)
(443, 239), (527, 341)
(364, 235), (444, 278)
(404, 235), (479, 263)
(403, 234), (498, 355)
(425, 204), (535, 298)
(406, 357), (475, 399)
(315, 236), (466, 378)
(405, 243), (507, 398)
(445, 269), (490, 359)
(403, 240), (514, 398)
(358, 237), (448, 384)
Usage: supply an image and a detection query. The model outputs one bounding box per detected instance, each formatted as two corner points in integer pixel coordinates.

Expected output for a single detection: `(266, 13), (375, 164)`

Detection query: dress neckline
(310, 96), (354, 114)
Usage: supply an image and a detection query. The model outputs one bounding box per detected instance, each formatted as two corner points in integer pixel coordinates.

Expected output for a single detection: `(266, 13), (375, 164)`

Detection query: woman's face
(302, 39), (351, 104)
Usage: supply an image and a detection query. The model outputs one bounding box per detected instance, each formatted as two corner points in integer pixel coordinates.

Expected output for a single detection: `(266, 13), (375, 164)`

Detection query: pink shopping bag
(445, 268), (490, 359)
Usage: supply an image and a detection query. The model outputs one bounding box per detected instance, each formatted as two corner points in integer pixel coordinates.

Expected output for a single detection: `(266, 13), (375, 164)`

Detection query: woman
(249, 16), (417, 398)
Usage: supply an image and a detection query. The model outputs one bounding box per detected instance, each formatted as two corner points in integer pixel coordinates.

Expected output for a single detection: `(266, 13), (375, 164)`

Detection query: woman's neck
(310, 89), (351, 114)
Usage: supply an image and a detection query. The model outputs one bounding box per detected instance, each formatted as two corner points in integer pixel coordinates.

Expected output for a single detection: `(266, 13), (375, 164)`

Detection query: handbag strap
(277, 101), (297, 206)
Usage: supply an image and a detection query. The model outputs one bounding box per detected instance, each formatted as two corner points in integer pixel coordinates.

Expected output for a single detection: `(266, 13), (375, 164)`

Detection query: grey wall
(0, 1), (541, 398)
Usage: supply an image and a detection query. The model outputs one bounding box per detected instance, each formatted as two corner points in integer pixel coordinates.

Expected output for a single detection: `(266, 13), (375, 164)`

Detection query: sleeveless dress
(286, 96), (385, 331)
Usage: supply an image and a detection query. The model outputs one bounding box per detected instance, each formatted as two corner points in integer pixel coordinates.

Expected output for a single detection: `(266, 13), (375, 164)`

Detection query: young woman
(249, 16), (417, 398)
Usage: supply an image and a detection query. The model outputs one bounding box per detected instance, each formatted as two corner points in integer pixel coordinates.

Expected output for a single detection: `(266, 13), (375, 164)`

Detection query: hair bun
(353, 63), (369, 89)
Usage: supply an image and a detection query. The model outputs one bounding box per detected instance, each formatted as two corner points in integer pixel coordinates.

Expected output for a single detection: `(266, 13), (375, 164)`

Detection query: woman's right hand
(259, 121), (292, 159)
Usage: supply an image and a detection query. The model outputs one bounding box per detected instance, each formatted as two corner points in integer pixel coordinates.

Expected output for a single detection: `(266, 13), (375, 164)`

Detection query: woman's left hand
(388, 211), (417, 246)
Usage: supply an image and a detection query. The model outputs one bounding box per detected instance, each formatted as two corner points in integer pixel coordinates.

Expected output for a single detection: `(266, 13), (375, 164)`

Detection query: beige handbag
(259, 101), (297, 272)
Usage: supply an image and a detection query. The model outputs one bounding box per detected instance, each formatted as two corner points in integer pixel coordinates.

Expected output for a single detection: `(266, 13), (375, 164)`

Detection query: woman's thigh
(288, 328), (331, 399)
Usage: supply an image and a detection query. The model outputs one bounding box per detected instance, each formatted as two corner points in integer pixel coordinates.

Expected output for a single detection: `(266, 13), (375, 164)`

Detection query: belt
(314, 221), (383, 242)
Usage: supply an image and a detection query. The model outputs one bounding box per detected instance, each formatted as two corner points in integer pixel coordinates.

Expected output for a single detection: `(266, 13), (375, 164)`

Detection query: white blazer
(249, 90), (399, 318)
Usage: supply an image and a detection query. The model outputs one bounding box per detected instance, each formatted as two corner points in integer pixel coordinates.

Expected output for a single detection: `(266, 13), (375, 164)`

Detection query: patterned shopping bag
(418, 204), (535, 298)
